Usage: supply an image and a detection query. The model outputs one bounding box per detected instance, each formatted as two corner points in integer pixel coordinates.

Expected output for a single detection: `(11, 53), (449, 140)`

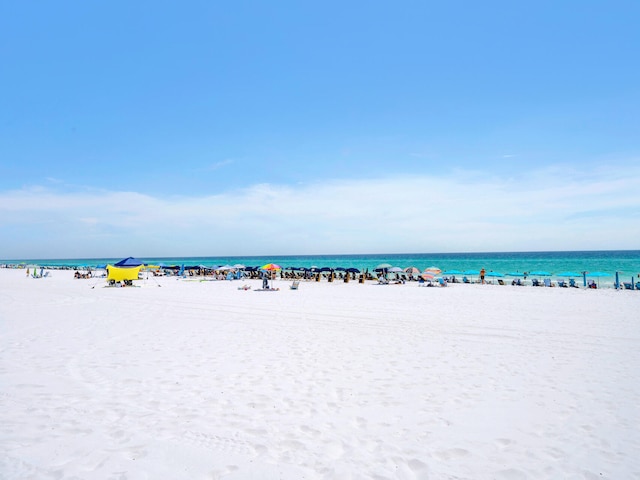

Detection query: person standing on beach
(480, 268), (486, 284)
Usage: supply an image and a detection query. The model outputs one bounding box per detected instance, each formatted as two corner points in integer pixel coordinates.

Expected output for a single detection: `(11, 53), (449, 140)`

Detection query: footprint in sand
(494, 468), (528, 480)
(432, 447), (470, 461)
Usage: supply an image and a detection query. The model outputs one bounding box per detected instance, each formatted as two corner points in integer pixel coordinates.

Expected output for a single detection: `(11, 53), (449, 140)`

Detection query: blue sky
(1, 1), (639, 258)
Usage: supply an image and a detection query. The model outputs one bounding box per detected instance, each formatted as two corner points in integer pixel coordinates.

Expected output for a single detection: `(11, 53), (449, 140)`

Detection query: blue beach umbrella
(442, 270), (462, 275)
(556, 272), (580, 278)
(586, 271), (611, 288)
(506, 272), (525, 277)
(485, 272), (504, 283)
(485, 272), (504, 278)
(588, 271), (611, 277)
(529, 271), (551, 277)
(462, 270), (480, 282)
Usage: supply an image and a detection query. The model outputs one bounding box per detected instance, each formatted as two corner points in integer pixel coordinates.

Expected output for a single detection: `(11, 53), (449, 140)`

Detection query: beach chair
(290, 280), (300, 290)
(543, 278), (552, 287)
(532, 278), (541, 287)
(462, 276), (470, 284)
(557, 280), (567, 288)
(588, 280), (597, 289)
(438, 277), (448, 287)
(497, 279), (505, 286)
(569, 278), (578, 288)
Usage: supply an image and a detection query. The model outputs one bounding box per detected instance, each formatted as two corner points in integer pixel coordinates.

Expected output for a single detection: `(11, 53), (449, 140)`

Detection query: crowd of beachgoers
(4, 261), (639, 289)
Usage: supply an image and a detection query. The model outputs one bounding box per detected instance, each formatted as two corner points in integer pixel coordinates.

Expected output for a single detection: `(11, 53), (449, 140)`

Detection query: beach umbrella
(233, 264), (246, 269)
(346, 267), (360, 273)
(485, 272), (504, 278)
(529, 271), (551, 276)
(462, 270), (480, 275)
(424, 266), (442, 274)
(374, 264), (392, 277)
(404, 266), (421, 280)
(374, 264), (390, 279)
(421, 272), (436, 281)
(388, 266), (403, 273)
(441, 269), (462, 275)
(586, 271), (611, 288)
(260, 263), (282, 289)
(587, 271), (610, 277)
(261, 263), (282, 271)
(505, 272), (525, 277)
(556, 272), (580, 278)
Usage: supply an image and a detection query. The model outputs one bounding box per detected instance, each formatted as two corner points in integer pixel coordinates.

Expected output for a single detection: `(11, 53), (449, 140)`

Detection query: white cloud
(1, 164), (639, 258)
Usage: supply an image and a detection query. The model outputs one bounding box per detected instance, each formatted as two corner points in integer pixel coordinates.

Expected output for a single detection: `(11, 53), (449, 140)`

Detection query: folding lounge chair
(532, 278), (541, 287)
(290, 280), (300, 290)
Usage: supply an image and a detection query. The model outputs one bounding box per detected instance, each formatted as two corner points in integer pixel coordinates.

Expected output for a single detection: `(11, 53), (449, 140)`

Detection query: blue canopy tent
(114, 257), (145, 267)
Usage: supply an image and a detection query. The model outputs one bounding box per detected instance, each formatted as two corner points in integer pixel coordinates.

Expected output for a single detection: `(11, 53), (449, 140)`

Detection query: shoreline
(8, 262), (640, 289)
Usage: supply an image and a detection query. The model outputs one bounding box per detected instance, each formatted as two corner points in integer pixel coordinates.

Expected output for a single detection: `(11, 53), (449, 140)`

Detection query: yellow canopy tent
(106, 265), (142, 282)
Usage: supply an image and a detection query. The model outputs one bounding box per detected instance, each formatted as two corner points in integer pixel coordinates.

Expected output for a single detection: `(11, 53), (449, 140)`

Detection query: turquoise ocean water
(3, 251), (640, 285)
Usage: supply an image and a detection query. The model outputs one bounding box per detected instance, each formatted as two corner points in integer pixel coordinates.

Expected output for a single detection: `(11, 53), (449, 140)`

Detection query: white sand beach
(1, 269), (639, 480)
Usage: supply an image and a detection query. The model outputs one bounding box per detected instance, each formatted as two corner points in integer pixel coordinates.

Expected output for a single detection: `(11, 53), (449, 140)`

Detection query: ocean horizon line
(3, 248), (640, 264)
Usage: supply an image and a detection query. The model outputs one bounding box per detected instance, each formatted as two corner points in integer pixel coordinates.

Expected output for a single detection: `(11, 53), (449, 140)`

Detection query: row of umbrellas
(236, 263), (615, 281)
(116, 258), (616, 283)
(374, 263), (613, 279)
